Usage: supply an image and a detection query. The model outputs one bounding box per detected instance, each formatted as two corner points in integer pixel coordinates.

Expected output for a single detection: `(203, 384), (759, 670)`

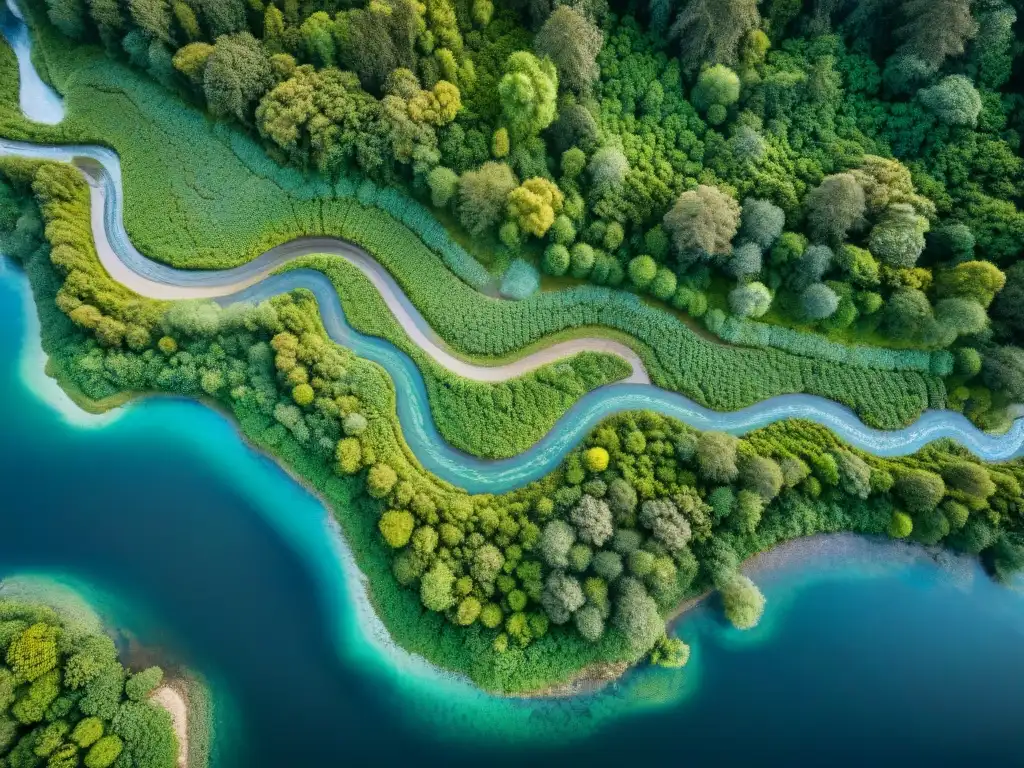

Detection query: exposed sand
(151, 685), (188, 768)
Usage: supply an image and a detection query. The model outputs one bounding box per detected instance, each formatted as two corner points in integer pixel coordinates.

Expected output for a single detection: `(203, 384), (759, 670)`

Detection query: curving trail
(1, 11), (1022, 495)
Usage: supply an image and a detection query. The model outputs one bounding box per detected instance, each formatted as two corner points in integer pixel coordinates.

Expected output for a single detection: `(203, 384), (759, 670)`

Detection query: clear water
(3, 16), (1024, 764)
(4, 259), (1024, 766)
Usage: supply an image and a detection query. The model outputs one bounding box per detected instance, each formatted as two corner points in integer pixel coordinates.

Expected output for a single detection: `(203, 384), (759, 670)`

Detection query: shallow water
(3, 14), (1024, 763)
(4, 260), (1024, 766)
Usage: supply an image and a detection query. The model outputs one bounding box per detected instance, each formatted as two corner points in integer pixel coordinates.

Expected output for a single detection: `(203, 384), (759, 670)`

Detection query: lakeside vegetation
(0, 0), (1022, 701)
(3, 156), (1022, 696)
(0, 598), (177, 768)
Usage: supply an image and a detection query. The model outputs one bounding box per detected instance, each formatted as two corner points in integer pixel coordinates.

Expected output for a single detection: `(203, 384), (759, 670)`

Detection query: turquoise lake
(3, 258), (1024, 765)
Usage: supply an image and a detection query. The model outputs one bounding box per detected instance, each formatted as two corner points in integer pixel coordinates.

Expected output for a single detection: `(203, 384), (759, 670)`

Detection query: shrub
(628, 255), (658, 288)
(499, 259), (541, 300)
(888, 510), (914, 539)
(367, 464), (398, 498)
(719, 574), (765, 630)
(379, 510), (415, 548)
(583, 447), (609, 472)
(542, 244), (571, 276)
(728, 282), (772, 318)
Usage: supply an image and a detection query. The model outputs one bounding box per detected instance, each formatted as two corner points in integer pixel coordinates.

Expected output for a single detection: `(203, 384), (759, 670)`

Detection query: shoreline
(19, 342), (991, 701)
(151, 680), (189, 768)
(519, 532), (985, 698)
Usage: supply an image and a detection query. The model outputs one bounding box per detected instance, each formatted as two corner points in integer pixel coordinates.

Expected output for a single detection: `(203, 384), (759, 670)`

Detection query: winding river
(0, 8), (1022, 496)
(4, 9), (1024, 767)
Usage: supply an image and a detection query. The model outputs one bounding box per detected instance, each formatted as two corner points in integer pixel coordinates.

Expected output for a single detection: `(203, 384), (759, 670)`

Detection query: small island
(0, 591), (201, 768)
(0, 0), (1023, 757)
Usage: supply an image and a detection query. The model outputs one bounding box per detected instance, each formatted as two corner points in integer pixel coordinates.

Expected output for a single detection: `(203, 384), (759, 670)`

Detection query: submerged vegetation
(2, 156), (1022, 695)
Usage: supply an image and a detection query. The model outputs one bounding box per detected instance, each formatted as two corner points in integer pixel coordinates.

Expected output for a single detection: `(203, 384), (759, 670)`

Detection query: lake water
(3, 259), (1024, 766)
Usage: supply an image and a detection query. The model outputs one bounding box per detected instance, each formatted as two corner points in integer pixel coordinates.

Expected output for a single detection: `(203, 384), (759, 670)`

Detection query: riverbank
(13, 258), (1020, 701)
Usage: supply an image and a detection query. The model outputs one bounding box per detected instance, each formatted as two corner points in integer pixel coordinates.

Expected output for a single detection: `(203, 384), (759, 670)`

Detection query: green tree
(129, 0), (172, 44)
(805, 173), (866, 245)
(691, 65), (741, 113)
(883, 289), (934, 342)
(83, 734), (122, 768)
(203, 33), (273, 124)
(299, 11), (336, 67)
(420, 561), (456, 612)
(587, 144), (629, 197)
(379, 510), (415, 548)
(888, 510), (914, 539)
(895, 469), (946, 513)
(740, 455), (784, 501)
(719, 573), (765, 630)
(628, 255), (658, 288)
(574, 605), (605, 641)
(729, 243), (762, 280)
(896, 0), (977, 70)
(983, 346), (1024, 401)
(539, 520), (575, 569)
(507, 178), (564, 238)
(498, 52), (558, 139)
(801, 283), (839, 320)
(663, 184), (741, 265)
(195, 0), (246, 37)
(670, 0), (760, 71)
(936, 260), (1006, 307)
(366, 463), (398, 498)
(613, 578), (663, 653)
(124, 666), (162, 701)
(696, 431), (739, 483)
(71, 717), (104, 748)
(868, 204), (928, 268)
(541, 572), (585, 624)
(257, 66), (388, 177)
(919, 75), (982, 127)
(45, 0), (88, 38)
(172, 42), (214, 84)
(427, 167), (459, 208)
(7, 623), (58, 683)
(639, 498), (693, 553)
(457, 162), (517, 235)
(542, 244), (571, 276)
(336, 0), (420, 93)
(740, 198), (785, 250)
(534, 6), (603, 94)
(729, 281), (772, 318)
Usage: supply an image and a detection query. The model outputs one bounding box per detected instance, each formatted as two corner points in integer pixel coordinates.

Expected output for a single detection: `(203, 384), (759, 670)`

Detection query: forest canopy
(28, 0), (1024, 429)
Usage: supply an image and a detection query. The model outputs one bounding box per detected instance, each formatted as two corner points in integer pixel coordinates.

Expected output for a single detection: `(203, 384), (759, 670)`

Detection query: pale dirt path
(150, 685), (188, 768)
(82, 174), (650, 385)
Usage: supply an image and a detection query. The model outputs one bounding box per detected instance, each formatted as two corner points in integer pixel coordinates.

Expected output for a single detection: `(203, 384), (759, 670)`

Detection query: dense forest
(0, 599), (176, 768)
(3, 156), (1022, 692)
(26, 0), (1024, 428)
